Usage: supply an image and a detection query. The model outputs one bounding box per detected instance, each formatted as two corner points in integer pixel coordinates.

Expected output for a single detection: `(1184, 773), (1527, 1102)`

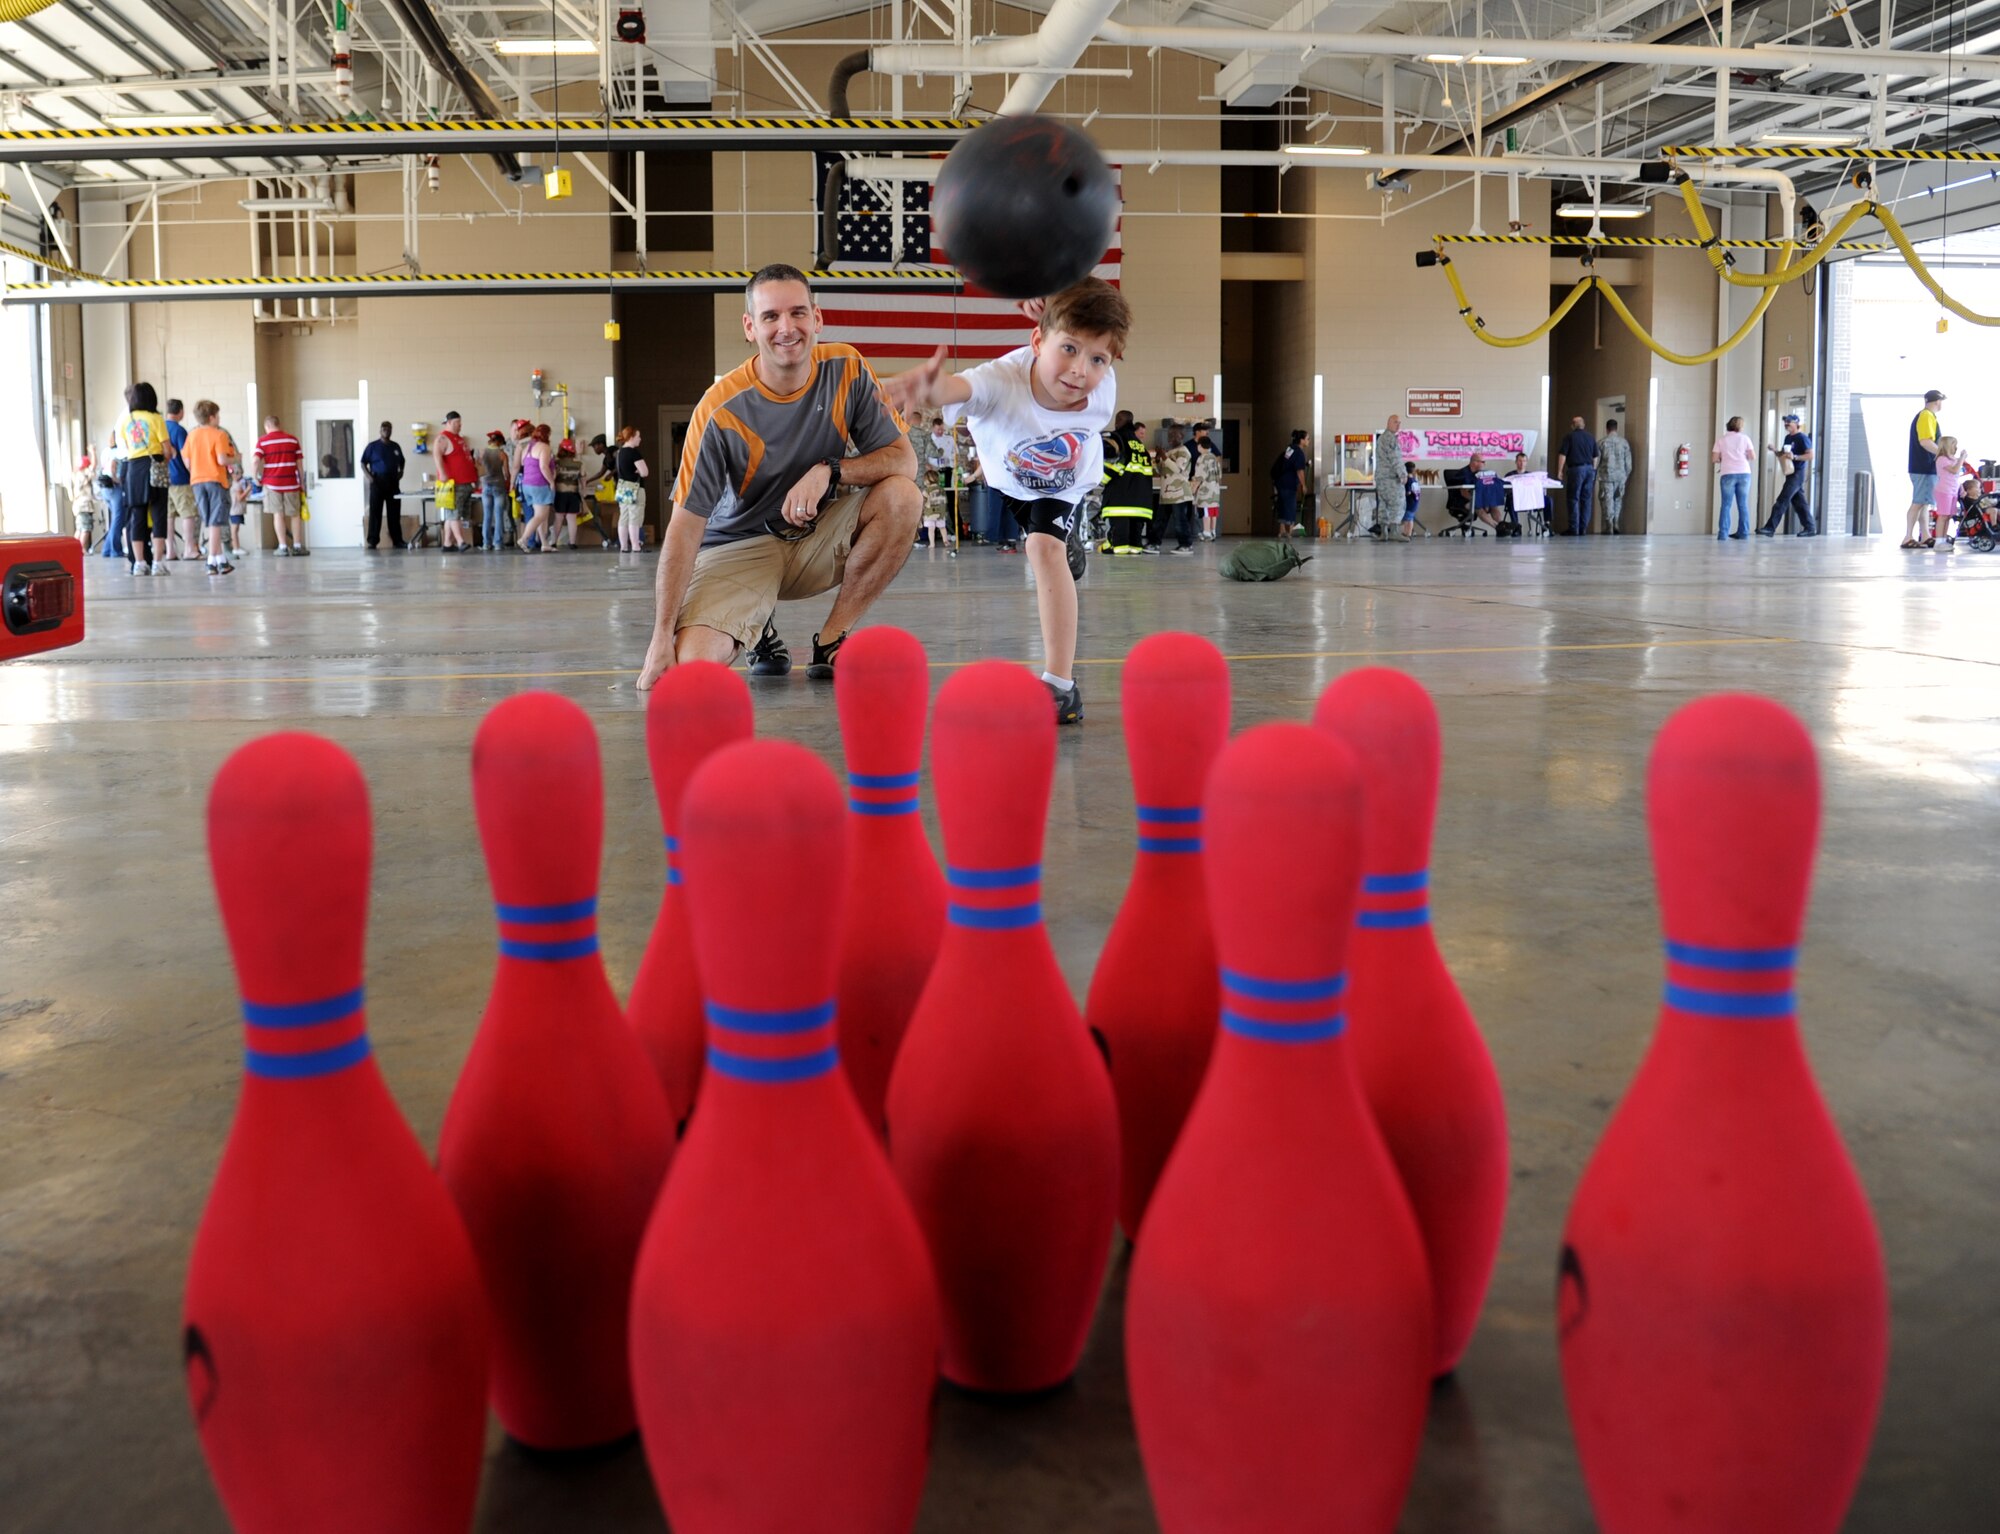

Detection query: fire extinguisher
(1675, 443), (1692, 478)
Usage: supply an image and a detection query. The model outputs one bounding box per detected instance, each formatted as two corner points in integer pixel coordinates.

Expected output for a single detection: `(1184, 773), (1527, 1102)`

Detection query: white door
(300, 398), (363, 547)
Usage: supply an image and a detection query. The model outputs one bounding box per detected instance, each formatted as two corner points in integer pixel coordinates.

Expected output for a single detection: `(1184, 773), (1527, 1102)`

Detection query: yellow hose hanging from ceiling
(0, 0), (62, 21)
(1870, 201), (2000, 326)
(1435, 259), (1595, 347)
(1677, 184), (1875, 288)
(1432, 236), (1794, 365)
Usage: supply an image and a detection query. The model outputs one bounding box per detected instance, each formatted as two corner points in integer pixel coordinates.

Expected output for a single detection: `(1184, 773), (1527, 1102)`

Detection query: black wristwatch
(821, 456), (843, 494)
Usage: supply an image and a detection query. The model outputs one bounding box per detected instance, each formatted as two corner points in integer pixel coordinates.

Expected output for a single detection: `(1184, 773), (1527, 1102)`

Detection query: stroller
(1955, 479), (1999, 552)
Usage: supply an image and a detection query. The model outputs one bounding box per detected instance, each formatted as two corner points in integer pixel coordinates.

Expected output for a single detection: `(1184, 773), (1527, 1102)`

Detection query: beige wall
(1646, 192), (1722, 536)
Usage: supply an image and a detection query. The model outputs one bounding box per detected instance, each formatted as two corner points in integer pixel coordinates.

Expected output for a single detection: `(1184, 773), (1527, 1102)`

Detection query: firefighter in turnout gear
(1100, 412), (1155, 553)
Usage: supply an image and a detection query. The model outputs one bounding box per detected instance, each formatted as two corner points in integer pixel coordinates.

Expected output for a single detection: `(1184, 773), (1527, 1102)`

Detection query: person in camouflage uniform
(1191, 426), (1223, 541)
(1157, 424), (1197, 553)
(921, 469), (952, 548)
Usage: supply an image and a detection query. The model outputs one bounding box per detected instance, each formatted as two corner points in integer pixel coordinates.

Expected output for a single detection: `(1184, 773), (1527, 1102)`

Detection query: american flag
(813, 151), (1122, 360)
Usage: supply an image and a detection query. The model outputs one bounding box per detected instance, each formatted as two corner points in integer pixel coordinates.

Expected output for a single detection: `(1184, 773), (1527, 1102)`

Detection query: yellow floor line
(27, 634), (1794, 688)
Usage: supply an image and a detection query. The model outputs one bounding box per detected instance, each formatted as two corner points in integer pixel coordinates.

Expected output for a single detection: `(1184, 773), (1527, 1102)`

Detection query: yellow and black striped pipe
(2, 267), (969, 304)
(1432, 232), (1888, 251)
(1664, 143), (2000, 163)
(0, 116), (975, 164)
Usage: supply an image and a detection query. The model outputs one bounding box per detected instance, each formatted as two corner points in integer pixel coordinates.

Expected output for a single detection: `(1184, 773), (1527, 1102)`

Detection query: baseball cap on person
(559, 438), (576, 453)
(1783, 412), (1801, 423)
(1925, 389), (1946, 402)
(487, 430), (506, 444)
(445, 410), (462, 423)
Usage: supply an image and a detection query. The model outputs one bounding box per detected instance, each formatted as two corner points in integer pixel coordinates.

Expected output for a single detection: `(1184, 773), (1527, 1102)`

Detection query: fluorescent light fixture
(239, 196), (336, 211)
(1557, 203), (1647, 219)
(494, 37), (599, 55)
(1283, 143), (1368, 156)
(1753, 130), (1861, 147)
(1471, 55), (1530, 65)
(1424, 53), (1467, 64)
(102, 112), (218, 128)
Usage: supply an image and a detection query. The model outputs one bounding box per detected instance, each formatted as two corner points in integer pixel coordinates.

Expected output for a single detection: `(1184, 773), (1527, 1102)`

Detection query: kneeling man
(638, 263), (920, 688)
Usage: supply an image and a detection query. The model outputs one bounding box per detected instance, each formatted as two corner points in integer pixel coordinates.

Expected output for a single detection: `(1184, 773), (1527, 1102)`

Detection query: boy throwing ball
(884, 277), (1129, 725)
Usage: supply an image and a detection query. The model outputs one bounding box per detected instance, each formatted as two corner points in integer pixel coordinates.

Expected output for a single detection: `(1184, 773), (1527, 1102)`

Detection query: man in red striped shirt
(252, 415), (308, 556)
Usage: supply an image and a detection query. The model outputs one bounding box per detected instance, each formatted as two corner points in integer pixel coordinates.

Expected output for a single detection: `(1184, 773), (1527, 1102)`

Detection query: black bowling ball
(932, 116), (1118, 300)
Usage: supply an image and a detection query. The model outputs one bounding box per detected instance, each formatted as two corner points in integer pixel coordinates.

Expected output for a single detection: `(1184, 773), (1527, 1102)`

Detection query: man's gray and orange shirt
(674, 344), (906, 548)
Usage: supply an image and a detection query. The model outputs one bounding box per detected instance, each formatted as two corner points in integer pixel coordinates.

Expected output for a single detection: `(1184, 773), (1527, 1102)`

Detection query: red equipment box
(1, 534), (85, 661)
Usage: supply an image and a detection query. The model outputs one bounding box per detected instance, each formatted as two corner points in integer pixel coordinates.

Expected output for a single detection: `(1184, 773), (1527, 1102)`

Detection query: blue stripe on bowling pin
(1662, 941), (1798, 1019)
(242, 988), (372, 1079)
(1136, 804), (1203, 855)
(704, 998), (840, 1082)
(946, 864), (1042, 929)
(1218, 969), (1347, 1043)
(496, 896), (601, 960)
(1357, 870), (1430, 929)
(849, 770), (923, 817)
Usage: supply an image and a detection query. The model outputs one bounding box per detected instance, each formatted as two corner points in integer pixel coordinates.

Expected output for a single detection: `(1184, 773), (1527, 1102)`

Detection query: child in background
(1932, 435), (1967, 549)
(921, 469), (950, 548)
(70, 472), (100, 553)
(884, 277), (1130, 725)
(1400, 460), (1421, 542)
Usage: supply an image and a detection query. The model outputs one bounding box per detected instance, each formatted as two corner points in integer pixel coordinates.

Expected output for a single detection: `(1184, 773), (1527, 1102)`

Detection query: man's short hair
(194, 399), (219, 423)
(263, 414), (280, 428)
(166, 398), (184, 416)
(444, 411), (462, 423)
(1605, 420), (1620, 432)
(746, 263), (813, 309)
(1037, 277), (1131, 355)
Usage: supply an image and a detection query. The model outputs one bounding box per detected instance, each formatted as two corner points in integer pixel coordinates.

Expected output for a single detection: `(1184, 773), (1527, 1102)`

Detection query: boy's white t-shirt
(942, 345), (1116, 506)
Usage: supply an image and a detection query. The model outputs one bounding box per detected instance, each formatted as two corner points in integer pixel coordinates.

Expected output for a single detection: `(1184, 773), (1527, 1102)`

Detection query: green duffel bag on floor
(1220, 539), (1312, 581)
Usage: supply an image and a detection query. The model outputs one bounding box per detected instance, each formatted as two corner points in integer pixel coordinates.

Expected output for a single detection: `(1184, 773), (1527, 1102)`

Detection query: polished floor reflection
(3, 536), (1994, 1532)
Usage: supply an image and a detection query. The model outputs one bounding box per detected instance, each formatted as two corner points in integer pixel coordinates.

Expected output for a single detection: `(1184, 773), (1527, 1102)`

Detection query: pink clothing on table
(1713, 431), (1756, 475)
(1934, 455), (1965, 515)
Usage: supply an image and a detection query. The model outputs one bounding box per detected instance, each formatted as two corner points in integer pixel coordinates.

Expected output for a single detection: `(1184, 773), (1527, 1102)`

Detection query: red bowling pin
(1127, 723), (1433, 1534)
(1313, 668), (1508, 1376)
(1085, 631), (1229, 1236)
(886, 660), (1119, 1394)
(834, 626), (947, 1135)
(438, 692), (675, 1450)
(1558, 694), (1887, 1534)
(630, 739), (940, 1533)
(627, 660), (754, 1127)
(186, 733), (488, 1533)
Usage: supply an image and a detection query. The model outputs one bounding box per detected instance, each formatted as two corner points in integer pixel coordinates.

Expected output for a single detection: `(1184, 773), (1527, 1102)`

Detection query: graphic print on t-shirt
(1006, 430), (1092, 495)
(122, 417), (155, 454)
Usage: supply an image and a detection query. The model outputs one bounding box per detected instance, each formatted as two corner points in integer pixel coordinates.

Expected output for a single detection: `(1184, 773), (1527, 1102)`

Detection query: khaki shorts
(168, 484), (198, 520)
(677, 489), (866, 648)
(265, 488), (301, 518)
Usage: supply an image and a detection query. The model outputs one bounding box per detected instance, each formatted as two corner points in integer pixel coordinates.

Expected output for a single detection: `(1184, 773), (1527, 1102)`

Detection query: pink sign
(1396, 428), (1540, 464)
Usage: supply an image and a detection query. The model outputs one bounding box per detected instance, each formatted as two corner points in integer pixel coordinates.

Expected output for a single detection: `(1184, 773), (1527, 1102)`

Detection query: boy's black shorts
(1002, 494), (1080, 539)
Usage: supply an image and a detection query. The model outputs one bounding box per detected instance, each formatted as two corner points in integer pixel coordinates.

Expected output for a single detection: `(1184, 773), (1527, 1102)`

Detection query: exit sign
(1407, 388), (1462, 417)
(1778, 354), (1795, 372)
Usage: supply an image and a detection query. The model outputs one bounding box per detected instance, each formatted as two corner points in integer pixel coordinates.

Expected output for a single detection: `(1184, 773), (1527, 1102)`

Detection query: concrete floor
(2, 534), (1995, 1532)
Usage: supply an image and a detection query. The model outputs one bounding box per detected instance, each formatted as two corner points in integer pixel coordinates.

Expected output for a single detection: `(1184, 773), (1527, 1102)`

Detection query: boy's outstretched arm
(882, 346), (973, 415)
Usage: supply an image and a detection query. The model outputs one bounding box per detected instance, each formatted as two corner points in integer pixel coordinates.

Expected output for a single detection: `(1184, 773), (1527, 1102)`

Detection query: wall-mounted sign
(1406, 388), (1463, 417)
(1394, 428), (1541, 465)
(1777, 355), (1795, 372)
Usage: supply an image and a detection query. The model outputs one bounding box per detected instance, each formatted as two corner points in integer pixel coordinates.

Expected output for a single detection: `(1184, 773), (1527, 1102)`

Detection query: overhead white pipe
(870, 23), (2000, 87)
(995, 0), (1127, 116)
(843, 148), (1655, 180)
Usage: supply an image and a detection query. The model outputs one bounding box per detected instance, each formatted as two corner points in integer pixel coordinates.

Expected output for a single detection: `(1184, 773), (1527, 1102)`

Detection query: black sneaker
(747, 621), (792, 676)
(1048, 677), (1083, 726)
(807, 629), (847, 680)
